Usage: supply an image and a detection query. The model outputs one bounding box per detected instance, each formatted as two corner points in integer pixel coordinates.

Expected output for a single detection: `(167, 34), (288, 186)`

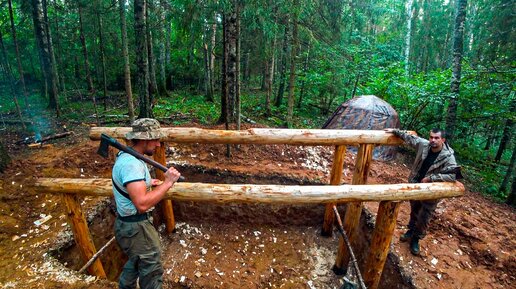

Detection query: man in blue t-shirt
(112, 118), (180, 289)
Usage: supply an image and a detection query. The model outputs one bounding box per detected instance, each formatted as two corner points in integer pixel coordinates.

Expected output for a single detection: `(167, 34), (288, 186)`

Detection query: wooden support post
(61, 193), (106, 278)
(333, 143), (374, 275)
(321, 145), (346, 237)
(154, 142), (176, 234)
(363, 201), (401, 289)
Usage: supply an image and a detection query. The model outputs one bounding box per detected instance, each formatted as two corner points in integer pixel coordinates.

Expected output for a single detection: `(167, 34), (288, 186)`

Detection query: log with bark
(17, 131), (72, 145)
(34, 178), (465, 203)
(90, 127), (415, 146)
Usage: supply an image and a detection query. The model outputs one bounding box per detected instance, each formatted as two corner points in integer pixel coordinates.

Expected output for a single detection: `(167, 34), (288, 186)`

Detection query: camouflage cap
(125, 118), (164, 140)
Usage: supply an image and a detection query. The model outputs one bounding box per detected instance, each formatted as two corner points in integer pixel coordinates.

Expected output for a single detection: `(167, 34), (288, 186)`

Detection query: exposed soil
(0, 122), (514, 289)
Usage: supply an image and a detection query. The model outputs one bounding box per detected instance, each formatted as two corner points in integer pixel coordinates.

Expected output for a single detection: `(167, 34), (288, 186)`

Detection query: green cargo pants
(114, 217), (163, 289)
(408, 199), (440, 239)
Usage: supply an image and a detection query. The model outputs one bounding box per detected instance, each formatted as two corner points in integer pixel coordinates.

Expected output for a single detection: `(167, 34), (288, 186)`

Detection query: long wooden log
(321, 145), (347, 236)
(61, 193), (106, 278)
(334, 143), (374, 274)
(154, 142), (176, 233)
(89, 127), (415, 146)
(34, 178), (465, 203)
(363, 201), (401, 289)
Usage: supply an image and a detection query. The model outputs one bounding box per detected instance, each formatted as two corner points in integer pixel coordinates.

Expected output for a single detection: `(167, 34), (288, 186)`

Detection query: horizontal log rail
(89, 127), (415, 146)
(34, 178), (465, 203)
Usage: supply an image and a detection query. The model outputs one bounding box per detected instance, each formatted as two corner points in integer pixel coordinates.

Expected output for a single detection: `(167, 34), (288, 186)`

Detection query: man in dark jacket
(386, 128), (459, 255)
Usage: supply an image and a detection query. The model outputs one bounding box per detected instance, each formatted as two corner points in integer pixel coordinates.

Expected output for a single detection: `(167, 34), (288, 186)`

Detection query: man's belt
(118, 212), (151, 222)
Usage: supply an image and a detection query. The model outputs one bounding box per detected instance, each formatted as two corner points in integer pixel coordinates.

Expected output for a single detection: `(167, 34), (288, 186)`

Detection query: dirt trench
(54, 165), (415, 289)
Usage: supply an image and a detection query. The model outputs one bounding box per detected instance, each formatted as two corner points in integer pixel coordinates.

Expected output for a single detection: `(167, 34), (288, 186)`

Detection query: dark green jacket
(393, 130), (458, 183)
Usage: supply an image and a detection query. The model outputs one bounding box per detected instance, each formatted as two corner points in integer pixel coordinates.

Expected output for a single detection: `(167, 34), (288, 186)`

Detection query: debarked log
(89, 127), (415, 146)
(34, 178), (465, 203)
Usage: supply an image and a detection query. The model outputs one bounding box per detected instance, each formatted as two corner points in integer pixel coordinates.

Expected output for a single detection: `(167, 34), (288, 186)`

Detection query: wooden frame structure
(33, 127), (465, 289)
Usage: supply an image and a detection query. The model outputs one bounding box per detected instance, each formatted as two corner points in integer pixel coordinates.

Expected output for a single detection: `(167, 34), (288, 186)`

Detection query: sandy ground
(0, 123), (514, 288)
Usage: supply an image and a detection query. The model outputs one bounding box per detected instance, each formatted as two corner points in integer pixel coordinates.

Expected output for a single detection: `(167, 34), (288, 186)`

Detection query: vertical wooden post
(333, 143), (374, 274)
(61, 193), (106, 278)
(321, 145), (347, 236)
(155, 142), (176, 233)
(363, 201), (401, 289)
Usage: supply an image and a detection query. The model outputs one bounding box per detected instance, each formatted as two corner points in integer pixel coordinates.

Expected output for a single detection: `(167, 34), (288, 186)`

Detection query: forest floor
(0, 121), (514, 289)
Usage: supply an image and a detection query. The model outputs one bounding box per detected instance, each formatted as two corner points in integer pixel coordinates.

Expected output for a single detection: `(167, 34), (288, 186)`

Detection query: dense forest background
(0, 0), (514, 204)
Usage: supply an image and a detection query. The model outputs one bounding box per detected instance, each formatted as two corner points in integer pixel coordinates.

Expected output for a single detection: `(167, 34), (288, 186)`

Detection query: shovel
(97, 133), (185, 181)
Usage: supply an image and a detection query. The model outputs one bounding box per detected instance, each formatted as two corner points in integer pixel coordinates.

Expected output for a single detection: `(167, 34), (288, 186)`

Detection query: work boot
(400, 230), (413, 242)
(410, 237), (420, 255)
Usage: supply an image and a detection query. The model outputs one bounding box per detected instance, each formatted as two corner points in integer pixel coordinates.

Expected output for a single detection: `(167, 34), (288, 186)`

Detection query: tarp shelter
(322, 95), (400, 160)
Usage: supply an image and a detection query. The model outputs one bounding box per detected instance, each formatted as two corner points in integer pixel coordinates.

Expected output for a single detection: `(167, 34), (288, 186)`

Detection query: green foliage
(0, 0), (514, 202)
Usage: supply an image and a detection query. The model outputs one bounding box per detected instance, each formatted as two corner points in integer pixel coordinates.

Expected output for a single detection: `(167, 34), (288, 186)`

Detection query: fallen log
(33, 178), (465, 203)
(17, 131), (73, 145)
(90, 127), (415, 146)
(40, 131), (73, 143)
(28, 143), (54, 149)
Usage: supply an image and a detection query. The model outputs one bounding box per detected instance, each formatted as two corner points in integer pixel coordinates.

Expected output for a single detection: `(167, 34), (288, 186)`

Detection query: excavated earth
(0, 123), (514, 289)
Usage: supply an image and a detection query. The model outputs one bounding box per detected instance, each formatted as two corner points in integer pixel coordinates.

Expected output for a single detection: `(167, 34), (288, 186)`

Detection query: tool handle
(102, 134), (185, 181)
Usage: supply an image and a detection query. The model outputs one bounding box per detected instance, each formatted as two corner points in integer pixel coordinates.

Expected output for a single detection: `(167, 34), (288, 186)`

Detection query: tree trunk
(244, 50), (250, 85)
(226, 4), (238, 123)
(52, 0), (66, 92)
(507, 168), (516, 207)
(78, 3), (98, 124)
(147, 1), (158, 98)
(218, 15), (228, 124)
(119, 0), (135, 122)
(495, 99), (515, 162)
(8, 0), (29, 108)
(0, 31), (25, 129)
(286, 2), (299, 127)
(261, 60), (267, 91)
(275, 23), (289, 107)
(156, 0), (168, 95)
(404, 0), (414, 76)
(297, 40), (310, 109)
(500, 144), (516, 193)
(210, 14), (217, 98)
(31, 0), (60, 117)
(44, 0), (60, 94)
(265, 34), (276, 116)
(235, 1), (241, 131)
(203, 27), (213, 102)
(135, 0), (152, 118)
(445, 0), (467, 143)
(203, 12), (216, 102)
(203, 41), (212, 101)
(78, 5), (94, 93)
(483, 124), (494, 150)
(97, 8), (108, 110)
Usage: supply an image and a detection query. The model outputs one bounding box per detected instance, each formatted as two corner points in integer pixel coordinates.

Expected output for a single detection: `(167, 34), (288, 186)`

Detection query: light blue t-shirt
(112, 152), (151, 217)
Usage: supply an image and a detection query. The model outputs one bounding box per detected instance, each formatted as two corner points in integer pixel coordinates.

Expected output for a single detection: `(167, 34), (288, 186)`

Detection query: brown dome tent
(322, 95), (401, 160)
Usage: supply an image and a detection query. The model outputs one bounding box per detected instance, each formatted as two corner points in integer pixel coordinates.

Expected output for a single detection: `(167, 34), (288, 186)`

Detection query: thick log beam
(62, 193), (106, 278)
(334, 143), (374, 274)
(89, 127), (415, 146)
(154, 143), (175, 234)
(34, 178), (465, 203)
(363, 201), (401, 289)
(321, 145), (347, 236)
